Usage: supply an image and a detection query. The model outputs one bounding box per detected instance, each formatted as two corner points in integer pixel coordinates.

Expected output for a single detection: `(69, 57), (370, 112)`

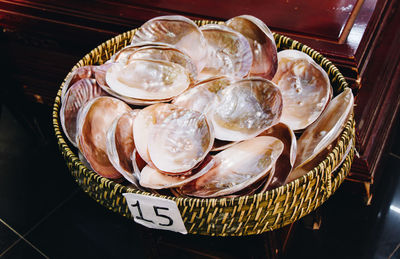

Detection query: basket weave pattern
(53, 20), (355, 236)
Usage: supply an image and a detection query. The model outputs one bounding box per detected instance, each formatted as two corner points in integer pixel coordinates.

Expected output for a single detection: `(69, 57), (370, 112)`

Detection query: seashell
(60, 78), (107, 147)
(106, 59), (191, 101)
(180, 136), (284, 198)
(95, 63), (164, 105)
(146, 105), (214, 173)
(199, 24), (253, 80)
(133, 103), (176, 166)
(272, 49), (332, 131)
(286, 88), (354, 183)
(112, 42), (173, 64)
(131, 15), (208, 72)
(133, 103), (214, 174)
(226, 15), (277, 80)
(61, 65), (97, 101)
(224, 166), (275, 198)
(139, 156), (214, 189)
(77, 96), (132, 179)
(208, 77), (283, 141)
(211, 139), (238, 152)
(258, 122), (297, 189)
(172, 76), (232, 113)
(106, 110), (140, 186)
(126, 46), (198, 82)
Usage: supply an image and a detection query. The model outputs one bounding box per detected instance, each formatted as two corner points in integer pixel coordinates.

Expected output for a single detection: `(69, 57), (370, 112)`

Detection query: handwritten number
(153, 206), (174, 226)
(131, 200), (154, 223)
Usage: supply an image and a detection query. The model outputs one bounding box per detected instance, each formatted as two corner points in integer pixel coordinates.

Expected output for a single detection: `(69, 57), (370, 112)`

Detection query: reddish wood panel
(18, 0), (361, 41)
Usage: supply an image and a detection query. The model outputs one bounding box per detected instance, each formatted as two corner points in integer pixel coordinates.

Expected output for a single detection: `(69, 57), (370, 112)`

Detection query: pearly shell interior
(286, 88), (354, 183)
(60, 78), (107, 147)
(272, 49), (332, 131)
(147, 105), (214, 173)
(208, 77), (283, 141)
(172, 76), (232, 113)
(106, 110), (140, 186)
(258, 122), (297, 189)
(180, 136), (284, 197)
(199, 24), (253, 80)
(106, 59), (191, 101)
(77, 96), (132, 179)
(226, 15), (277, 80)
(131, 15), (208, 72)
(139, 156), (214, 189)
(126, 46), (198, 82)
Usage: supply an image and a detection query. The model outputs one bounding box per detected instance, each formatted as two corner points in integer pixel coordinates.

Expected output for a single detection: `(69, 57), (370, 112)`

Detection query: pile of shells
(60, 15), (354, 198)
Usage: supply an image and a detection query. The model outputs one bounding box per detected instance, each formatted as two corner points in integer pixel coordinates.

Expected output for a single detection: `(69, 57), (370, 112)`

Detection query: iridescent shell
(133, 103), (176, 166)
(77, 97), (132, 179)
(180, 136), (284, 197)
(106, 59), (191, 101)
(95, 63), (163, 105)
(112, 42), (172, 64)
(272, 50), (332, 131)
(60, 78), (107, 147)
(226, 15), (277, 80)
(131, 15), (208, 72)
(139, 156), (214, 189)
(126, 46), (198, 82)
(199, 24), (253, 80)
(133, 103), (214, 174)
(172, 76), (232, 113)
(286, 88), (354, 183)
(147, 105), (214, 173)
(208, 78), (283, 141)
(106, 110), (140, 186)
(258, 122), (297, 189)
(61, 65), (97, 101)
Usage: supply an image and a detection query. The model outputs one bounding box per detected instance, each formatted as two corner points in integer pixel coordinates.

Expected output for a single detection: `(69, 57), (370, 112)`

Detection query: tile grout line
(21, 188), (80, 238)
(389, 152), (400, 161)
(0, 188), (79, 258)
(388, 242), (400, 259)
(0, 218), (49, 259)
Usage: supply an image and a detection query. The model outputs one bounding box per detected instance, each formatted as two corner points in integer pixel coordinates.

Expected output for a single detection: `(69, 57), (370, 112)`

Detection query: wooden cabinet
(1, 0), (399, 200)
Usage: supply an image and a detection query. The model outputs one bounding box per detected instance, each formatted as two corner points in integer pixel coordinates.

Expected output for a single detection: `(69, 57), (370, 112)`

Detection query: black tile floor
(0, 101), (399, 258)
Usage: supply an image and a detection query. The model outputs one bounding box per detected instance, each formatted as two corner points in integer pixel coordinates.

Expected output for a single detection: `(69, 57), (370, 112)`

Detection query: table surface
(0, 97), (399, 258)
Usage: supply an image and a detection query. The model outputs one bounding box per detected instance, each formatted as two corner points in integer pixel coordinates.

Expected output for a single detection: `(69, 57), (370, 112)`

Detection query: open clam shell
(131, 15), (208, 72)
(258, 122), (297, 189)
(172, 76), (232, 113)
(95, 63), (164, 105)
(60, 78), (107, 147)
(61, 65), (97, 101)
(208, 77), (283, 141)
(133, 103), (174, 166)
(272, 49), (332, 131)
(226, 15), (277, 80)
(286, 88), (354, 183)
(180, 136), (284, 198)
(106, 59), (191, 101)
(106, 110), (140, 186)
(112, 42), (173, 64)
(77, 96), (132, 179)
(139, 156), (214, 189)
(126, 46), (198, 82)
(133, 103), (214, 174)
(199, 24), (253, 80)
(146, 105), (214, 174)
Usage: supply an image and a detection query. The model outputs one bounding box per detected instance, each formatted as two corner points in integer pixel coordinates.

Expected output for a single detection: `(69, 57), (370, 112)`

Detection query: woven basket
(52, 20), (355, 236)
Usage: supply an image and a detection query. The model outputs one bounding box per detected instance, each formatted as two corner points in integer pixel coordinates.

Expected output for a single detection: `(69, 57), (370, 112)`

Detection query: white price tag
(123, 193), (187, 234)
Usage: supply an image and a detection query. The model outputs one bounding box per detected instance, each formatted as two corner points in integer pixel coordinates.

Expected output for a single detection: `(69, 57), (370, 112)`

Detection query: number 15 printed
(123, 193), (188, 234)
